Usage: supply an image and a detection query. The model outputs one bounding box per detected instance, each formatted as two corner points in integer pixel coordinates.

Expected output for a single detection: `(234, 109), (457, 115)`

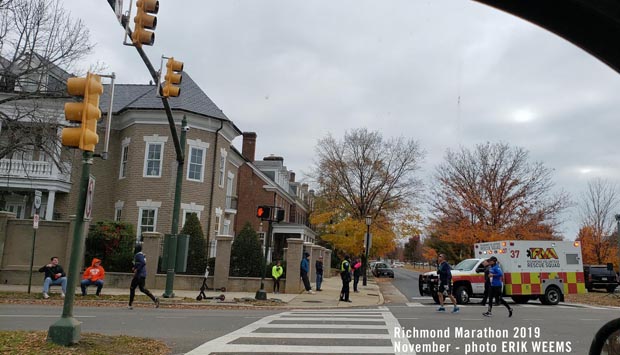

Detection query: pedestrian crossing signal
(256, 206), (271, 220)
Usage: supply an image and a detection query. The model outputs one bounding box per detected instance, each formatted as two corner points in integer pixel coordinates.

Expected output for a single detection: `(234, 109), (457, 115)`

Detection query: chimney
(289, 171), (296, 182)
(242, 132), (257, 161)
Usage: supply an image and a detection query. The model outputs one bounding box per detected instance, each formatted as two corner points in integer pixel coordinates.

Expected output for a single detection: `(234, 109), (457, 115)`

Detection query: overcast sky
(63, 0), (620, 239)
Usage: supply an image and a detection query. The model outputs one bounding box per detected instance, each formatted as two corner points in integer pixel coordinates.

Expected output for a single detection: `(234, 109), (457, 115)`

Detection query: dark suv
(584, 264), (619, 293)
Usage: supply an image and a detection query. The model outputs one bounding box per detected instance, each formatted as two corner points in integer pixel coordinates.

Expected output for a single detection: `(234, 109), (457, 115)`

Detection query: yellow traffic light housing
(132, 0), (158, 47)
(163, 57), (183, 97)
(61, 73), (103, 152)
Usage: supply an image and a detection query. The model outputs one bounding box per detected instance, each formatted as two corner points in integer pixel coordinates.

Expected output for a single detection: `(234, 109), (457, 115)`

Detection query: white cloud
(61, 0), (620, 239)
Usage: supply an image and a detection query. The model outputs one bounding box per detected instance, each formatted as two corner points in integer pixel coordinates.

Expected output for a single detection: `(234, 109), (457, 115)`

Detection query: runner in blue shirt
(483, 256), (513, 317)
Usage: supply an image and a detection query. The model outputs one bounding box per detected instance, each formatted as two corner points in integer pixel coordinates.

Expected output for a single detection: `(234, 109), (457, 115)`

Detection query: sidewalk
(0, 276), (383, 308)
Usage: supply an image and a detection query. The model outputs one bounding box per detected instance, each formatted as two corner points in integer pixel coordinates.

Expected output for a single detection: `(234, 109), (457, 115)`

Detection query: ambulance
(418, 240), (586, 305)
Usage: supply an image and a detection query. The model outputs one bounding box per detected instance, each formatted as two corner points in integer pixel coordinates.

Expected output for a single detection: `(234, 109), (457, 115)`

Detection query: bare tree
(429, 142), (569, 243)
(579, 178), (620, 264)
(0, 0), (94, 169)
(309, 128), (424, 257)
(311, 127), (425, 220)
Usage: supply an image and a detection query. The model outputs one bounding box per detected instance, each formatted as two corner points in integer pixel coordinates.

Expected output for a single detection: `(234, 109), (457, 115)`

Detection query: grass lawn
(0, 330), (170, 355)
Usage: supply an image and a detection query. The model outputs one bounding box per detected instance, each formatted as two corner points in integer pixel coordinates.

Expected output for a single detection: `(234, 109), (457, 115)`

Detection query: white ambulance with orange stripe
(418, 240), (586, 305)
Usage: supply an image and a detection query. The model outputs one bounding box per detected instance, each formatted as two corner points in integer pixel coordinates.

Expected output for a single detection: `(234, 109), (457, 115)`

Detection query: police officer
(340, 255), (352, 302)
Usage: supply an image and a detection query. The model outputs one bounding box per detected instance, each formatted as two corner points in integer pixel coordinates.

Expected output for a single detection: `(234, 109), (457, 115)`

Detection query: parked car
(392, 261), (405, 268)
(584, 264), (619, 293)
(372, 262), (394, 278)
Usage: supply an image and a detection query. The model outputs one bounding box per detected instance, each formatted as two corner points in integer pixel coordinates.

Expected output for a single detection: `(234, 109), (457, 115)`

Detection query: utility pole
(163, 116), (187, 298)
(104, 1), (185, 298)
(363, 215), (372, 286)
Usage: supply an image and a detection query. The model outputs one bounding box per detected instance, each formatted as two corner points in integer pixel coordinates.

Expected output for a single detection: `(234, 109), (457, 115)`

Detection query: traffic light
(256, 205), (272, 221)
(163, 57), (183, 97)
(276, 209), (285, 222)
(132, 0), (158, 47)
(61, 73), (103, 152)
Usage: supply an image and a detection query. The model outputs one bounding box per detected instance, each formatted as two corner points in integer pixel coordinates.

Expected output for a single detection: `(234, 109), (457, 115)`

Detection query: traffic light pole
(256, 220), (273, 300)
(105, 1), (185, 297)
(163, 116), (187, 298)
(48, 151), (93, 345)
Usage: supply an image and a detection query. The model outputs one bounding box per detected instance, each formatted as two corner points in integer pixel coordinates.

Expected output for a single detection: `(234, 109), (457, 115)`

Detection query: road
(2, 269), (618, 355)
(0, 304), (279, 354)
(391, 267), (425, 299)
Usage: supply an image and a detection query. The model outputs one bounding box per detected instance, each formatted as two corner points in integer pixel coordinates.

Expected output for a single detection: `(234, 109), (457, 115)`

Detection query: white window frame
(142, 135), (168, 178)
(136, 199), (161, 238)
(137, 208), (158, 237)
(226, 172), (234, 197)
(119, 143), (129, 179)
(6, 203), (25, 218)
(214, 207), (222, 235)
(218, 148), (228, 188)
(187, 146), (206, 182)
(143, 142), (164, 177)
(181, 202), (204, 227)
(115, 207), (122, 221)
(222, 219), (231, 235)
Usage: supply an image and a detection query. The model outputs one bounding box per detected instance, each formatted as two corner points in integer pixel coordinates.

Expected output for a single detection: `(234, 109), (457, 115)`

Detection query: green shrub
(230, 223), (263, 277)
(84, 221), (136, 272)
(180, 213), (208, 275)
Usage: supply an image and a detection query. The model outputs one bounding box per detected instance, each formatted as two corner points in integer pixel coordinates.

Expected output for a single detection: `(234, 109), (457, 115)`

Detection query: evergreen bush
(84, 221), (135, 272)
(180, 213), (208, 275)
(230, 222), (263, 277)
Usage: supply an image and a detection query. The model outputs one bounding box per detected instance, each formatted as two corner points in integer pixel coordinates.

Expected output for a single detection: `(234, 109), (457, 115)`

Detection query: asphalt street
(0, 304), (279, 354)
(2, 268), (619, 354)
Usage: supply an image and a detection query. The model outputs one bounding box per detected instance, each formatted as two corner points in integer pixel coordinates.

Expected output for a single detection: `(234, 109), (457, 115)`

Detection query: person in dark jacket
(300, 252), (313, 293)
(128, 244), (159, 309)
(340, 255), (352, 302)
(436, 253), (459, 313)
(479, 259), (491, 306)
(353, 258), (362, 292)
(315, 256), (324, 291)
(39, 256), (67, 299)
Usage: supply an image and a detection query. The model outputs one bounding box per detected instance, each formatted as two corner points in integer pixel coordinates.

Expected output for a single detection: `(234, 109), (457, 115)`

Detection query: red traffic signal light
(256, 206), (271, 220)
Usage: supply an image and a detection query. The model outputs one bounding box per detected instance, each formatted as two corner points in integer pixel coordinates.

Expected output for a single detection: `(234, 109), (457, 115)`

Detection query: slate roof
(101, 72), (229, 121)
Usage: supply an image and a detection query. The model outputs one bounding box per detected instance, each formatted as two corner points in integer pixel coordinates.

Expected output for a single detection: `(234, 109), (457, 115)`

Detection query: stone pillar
(214, 235), (233, 289)
(0, 211), (16, 268)
(285, 238), (304, 294)
(310, 244), (321, 282)
(142, 232), (162, 289)
(324, 249), (333, 277)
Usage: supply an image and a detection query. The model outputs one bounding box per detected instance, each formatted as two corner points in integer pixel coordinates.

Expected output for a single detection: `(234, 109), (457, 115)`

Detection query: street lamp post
(363, 215), (372, 286)
(615, 214), (620, 275)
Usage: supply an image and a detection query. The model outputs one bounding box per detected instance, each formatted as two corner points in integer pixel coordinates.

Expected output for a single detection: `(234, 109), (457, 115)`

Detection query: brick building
(61, 74), (243, 254)
(235, 132), (316, 262)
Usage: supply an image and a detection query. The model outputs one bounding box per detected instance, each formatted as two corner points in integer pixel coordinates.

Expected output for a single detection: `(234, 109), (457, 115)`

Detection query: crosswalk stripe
(186, 308), (413, 355)
(240, 333), (392, 339)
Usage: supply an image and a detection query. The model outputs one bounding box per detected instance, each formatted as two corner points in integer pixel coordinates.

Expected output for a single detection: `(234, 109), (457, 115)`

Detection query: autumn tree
(309, 128), (424, 257)
(578, 178), (620, 265)
(429, 142), (569, 245)
(0, 0), (94, 170)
